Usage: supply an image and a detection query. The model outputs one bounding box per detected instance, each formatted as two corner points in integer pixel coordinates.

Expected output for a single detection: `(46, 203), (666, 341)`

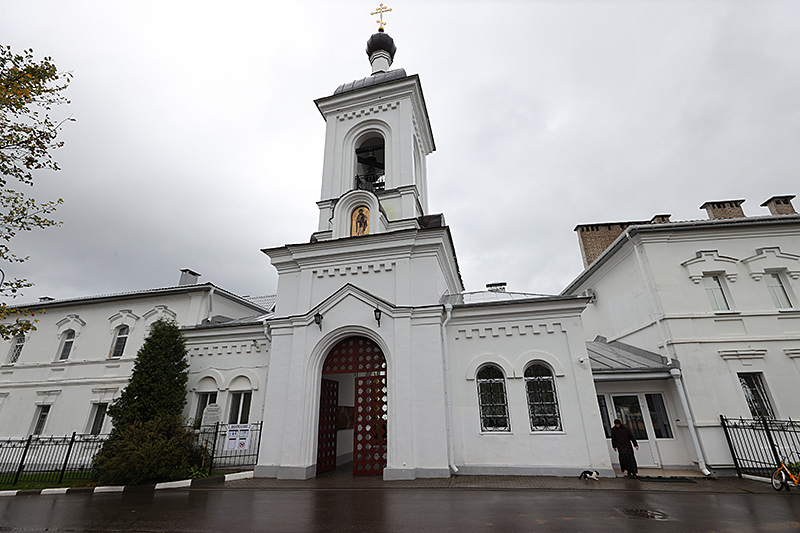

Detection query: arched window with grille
(476, 364), (510, 432)
(524, 363), (562, 431)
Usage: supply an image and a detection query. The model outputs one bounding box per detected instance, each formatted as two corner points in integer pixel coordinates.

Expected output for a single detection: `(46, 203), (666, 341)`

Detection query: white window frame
(195, 391), (218, 425)
(57, 329), (76, 361)
(702, 274), (732, 311)
(7, 334), (26, 364)
(88, 402), (109, 435)
(228, 391), (252, 424)
(738, 372), (775, 418)
(32, 404), (51, 435)
(765, 271), (794, 309)
(109, 325), (129, 358)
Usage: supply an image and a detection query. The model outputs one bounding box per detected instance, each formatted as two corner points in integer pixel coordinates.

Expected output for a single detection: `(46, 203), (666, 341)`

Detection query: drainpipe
(441, 304), (458, 474)
(671, 368), (712, 476)
(624, 230), (711, 476)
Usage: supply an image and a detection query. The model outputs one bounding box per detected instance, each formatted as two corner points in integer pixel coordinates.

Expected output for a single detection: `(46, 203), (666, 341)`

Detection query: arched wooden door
(318, 336), (387, 476)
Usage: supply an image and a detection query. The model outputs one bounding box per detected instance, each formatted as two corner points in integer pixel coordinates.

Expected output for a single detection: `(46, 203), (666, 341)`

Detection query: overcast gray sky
(2, 0), (799, 304)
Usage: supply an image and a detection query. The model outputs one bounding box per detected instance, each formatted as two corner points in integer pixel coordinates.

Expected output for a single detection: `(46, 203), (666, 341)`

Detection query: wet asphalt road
(1, 488), (799, 532)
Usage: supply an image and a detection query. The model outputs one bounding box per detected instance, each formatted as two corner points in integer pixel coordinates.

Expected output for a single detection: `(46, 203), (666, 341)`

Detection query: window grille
(524, 363), (562, 431)
(476, 365), (510, 432)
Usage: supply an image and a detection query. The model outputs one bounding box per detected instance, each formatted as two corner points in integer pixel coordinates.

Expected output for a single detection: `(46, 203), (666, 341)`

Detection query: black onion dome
(366, 29), (396, 60)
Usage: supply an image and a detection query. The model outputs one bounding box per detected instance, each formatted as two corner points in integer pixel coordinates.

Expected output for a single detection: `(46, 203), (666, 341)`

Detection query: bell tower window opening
(354, 136), (385, 193)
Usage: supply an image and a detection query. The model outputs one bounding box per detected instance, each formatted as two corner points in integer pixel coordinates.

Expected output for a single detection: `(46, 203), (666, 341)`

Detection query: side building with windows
(563, 195), (800, 474)
(0, 271), (270, 438)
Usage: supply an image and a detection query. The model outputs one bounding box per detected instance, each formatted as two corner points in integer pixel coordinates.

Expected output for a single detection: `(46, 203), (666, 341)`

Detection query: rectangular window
(195, 391), (218, 425)
(739, 373), (775, 418)
(597, 395), (612, 438)
(645, 393), (674, 438)
(228, 391), (252, 424)
(703, 275), (730, 311)
(90, 403), (108, 435)
(33, 405), (51, 435)
(766, 273), (792, 309)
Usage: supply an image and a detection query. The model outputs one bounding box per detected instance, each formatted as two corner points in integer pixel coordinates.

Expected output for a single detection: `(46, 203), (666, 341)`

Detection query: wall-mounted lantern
(314, 312), (324, 331)
(374, 307), (382, 327)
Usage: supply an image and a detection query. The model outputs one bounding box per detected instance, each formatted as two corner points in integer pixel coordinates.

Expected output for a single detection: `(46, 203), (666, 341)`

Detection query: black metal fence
(0, 432), (106, 485)
(0, 421), (263, 486)
(196, 422), (263, 470)
(720, 415), (800, 478)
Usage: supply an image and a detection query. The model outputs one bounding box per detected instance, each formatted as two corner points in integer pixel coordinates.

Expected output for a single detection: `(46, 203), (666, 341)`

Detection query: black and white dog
(578, 470), (600, 480)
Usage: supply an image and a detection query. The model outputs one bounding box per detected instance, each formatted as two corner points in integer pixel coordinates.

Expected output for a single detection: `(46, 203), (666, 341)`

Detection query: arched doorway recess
(317, 336), (387, 476)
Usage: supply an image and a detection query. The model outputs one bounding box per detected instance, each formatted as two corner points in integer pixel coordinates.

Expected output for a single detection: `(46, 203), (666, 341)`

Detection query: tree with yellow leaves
(0, 46), (72, 340)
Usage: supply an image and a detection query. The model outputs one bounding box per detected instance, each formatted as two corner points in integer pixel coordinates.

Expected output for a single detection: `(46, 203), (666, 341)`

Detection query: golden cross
(371, 3), (392, 30)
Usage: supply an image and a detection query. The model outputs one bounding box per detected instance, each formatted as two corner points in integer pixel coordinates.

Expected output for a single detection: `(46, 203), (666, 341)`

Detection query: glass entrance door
(611, 395), (660, 468)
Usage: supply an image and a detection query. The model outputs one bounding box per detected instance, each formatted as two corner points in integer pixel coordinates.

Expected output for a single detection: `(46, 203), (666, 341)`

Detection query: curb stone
(0, 470), (253, 497)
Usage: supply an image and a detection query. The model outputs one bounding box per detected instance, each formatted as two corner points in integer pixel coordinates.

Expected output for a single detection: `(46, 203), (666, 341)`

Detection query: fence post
(209, 422), (219, 470)
(13, 435), (33, 485)
(719, 415), (742, 478)
(58, 432), (77, 484)
(255, 421), (263, 466)
(761, 416), (782, 466)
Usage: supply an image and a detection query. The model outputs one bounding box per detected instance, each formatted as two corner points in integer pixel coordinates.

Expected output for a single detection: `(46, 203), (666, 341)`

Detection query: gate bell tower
(256, 23), (462, 481)
(312, 27), (435, 241)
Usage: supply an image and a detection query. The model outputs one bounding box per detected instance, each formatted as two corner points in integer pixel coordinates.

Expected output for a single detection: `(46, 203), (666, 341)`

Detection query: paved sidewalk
(219, 469), (786, 494)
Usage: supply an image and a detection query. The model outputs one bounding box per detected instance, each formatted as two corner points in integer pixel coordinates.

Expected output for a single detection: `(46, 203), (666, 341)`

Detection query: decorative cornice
(455, 323), (564, 341)
(313, 262), (395, 278)
(785, 348), (800, 359)
(188, 341), (267, 357)
(337, 101), (400, 121)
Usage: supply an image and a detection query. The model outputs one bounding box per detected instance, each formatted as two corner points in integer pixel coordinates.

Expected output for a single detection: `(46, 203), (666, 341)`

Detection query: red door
(316, 378), (339, 474)
(354, 375), (387, 476)
(320, 336), (387, 477)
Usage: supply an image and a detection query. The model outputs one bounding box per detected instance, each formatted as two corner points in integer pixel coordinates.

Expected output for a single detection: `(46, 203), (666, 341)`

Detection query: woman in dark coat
(611, 419), (639, 477)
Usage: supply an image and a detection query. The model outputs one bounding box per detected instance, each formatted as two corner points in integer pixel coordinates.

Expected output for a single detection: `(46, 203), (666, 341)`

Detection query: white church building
(2, 27), (798, 481)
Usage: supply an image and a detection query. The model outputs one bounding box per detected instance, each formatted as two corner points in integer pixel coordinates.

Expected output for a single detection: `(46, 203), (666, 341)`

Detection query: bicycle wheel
(772, 468), (787, 491)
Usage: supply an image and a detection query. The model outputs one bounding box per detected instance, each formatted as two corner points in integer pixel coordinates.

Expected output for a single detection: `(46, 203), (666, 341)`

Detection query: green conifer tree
(107, 319), (189, 427)
(93, 319), (202, 485)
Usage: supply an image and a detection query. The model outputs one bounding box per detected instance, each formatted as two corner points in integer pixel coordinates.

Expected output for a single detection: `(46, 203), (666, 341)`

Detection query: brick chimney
(179, 269), (201, 286)
(760, 195), (797, 216)
(699, 199), (746, 220)
(575, 214), (673, 268)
